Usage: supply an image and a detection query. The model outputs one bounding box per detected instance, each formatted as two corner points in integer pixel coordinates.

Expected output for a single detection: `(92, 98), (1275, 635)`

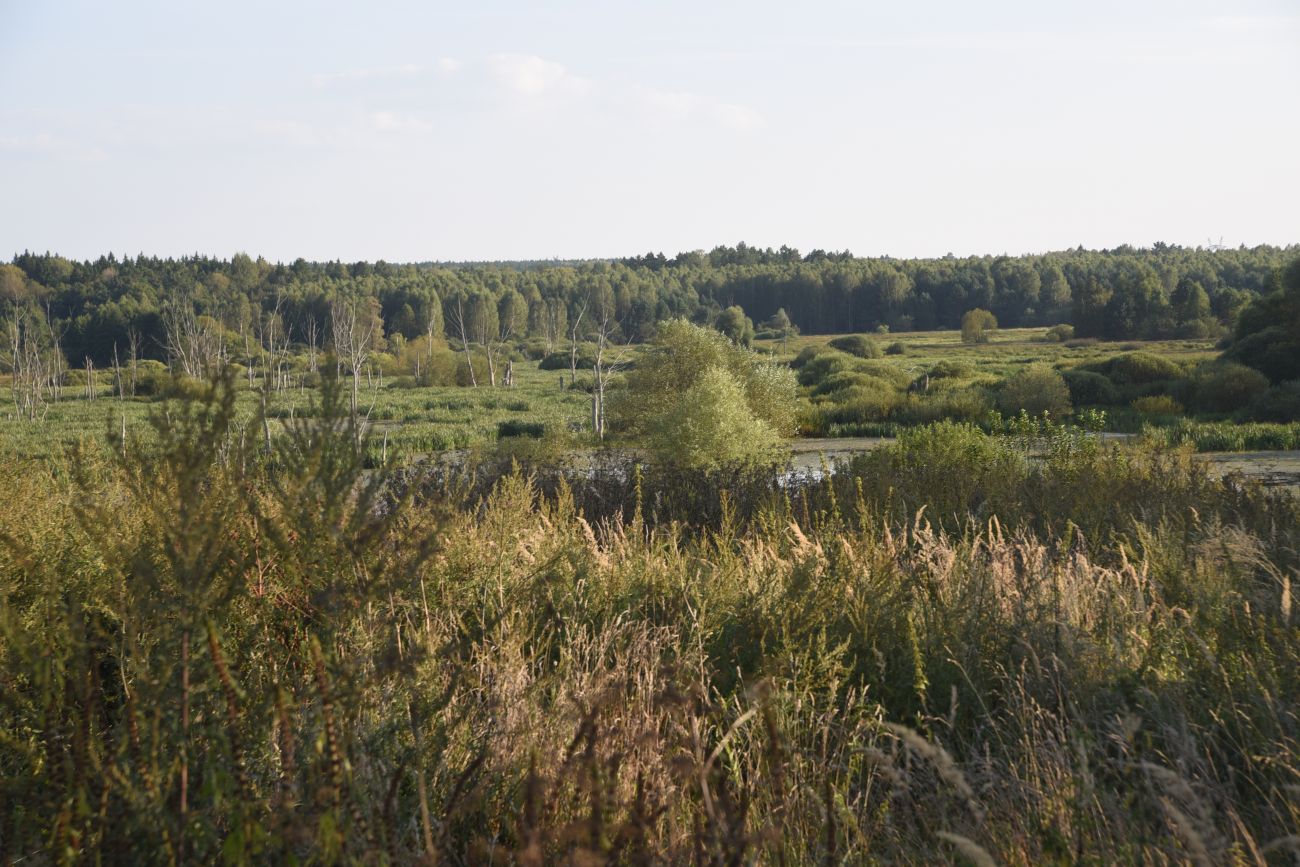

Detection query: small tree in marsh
(614, 319), (796, 468)
(961, 308), (998, 344)
(646, 366), (781, 470)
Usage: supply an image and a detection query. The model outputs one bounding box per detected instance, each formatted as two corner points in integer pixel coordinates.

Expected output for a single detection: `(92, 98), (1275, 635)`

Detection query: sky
(1, 0), (1297, 263)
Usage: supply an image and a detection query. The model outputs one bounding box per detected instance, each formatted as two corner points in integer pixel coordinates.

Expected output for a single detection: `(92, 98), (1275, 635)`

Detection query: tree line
(1, 242), (1293, 372)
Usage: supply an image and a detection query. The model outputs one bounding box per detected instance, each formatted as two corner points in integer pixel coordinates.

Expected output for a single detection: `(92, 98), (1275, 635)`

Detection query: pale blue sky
(2, 0), (1297, 262)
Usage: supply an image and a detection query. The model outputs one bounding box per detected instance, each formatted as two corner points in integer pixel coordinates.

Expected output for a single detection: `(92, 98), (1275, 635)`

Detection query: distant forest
(2, 242), (1295, 367)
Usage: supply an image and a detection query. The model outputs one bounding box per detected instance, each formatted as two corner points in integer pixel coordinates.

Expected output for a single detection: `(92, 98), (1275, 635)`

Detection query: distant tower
(1206, 236), (1226, 252)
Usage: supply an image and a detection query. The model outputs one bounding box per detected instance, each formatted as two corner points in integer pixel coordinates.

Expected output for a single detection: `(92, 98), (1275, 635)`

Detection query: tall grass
(1143, 418), (1300, 452)
(1, 380), (1298, 864)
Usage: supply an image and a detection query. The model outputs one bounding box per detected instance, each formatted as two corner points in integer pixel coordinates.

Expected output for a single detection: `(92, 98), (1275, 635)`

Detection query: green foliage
(1190, 362), (1270, 415)
(497, 418), (547, 438)
(1096, 351), (1184, 385)
(617, 320), (795, 467)
(1247, 380), (1300, 423)
(1132, 394), (1183, 417)
(539, 348), (594, 370)
(795, 350), (852, 386)
(716, 304), (755, 347)
(1043, 323), (1074, 342)
(7, 245), (1292, 374)
(645, 365), (782, 470)
(1224, 257), (1300, 383)
(1145, 418), (1300, 451)
(960, 308), (998, 343)
(1062, 368), (1119, 405)
(828, 334), (880, 358)
(996, 364), (1072, 419)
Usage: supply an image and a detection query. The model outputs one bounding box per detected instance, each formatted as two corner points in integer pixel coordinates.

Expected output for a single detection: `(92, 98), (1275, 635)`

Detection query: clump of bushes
(828, 334), (880, 359)
(927, 360), (974, 380)
(539, 348), (595, 370)
(1093, 351), (1183, 385)
(1247, 381), (1300, 423)
(1062, 368), (1118, 406)
(790, 344), (830, 368)
(1190, 362), (1269, 415)
(1043, 323), (1075, 342)
(795, 351), (853, 386)
(996, 365), (1072, 420)
(497, 419), (547, 438)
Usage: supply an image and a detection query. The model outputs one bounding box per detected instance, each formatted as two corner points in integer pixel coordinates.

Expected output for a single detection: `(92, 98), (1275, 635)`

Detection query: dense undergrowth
(1, 377), (1298, 864)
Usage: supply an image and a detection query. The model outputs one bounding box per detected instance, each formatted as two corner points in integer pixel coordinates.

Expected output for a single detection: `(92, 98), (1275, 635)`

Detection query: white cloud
(0, 132), (107, 161)
(312, 63), (424, 88)
(636, 87), (763, 131)
(712, 102), (763, 132)
(487, 53), (591, 100)
(371, 111), (433, 133)
(437, 57), (463, 74)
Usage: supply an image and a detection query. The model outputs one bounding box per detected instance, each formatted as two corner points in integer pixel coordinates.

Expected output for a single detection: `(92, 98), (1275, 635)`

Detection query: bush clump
(1043, 323), (1075, 342)
(1191, 363), (1270, 415)
(1097, 351), (1183, 385)
(828, 334), (880, 359)
(497, 419), (547, 438)
(996, 365), (1072, 420)
(1061, 368), (1119, 406)
(539, 349), (595, 371)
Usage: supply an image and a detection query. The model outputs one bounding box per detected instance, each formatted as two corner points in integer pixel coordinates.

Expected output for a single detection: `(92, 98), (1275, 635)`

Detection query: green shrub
(1191, 363), (1270, 415)
(645, 365), (782, 469)
(1246, 381), (1300, 423)
(850, 421), (1027, 518)
(1044, 323), (1075, 342)
(997, 365), (1072, 419)
(823, 383), (903, 423)
(928, 360), (974, 380)
(539, 349), (595, 370)
(1062, 369), (1118, 405)
(790, 344), (830, 369)
(884, 341), (906, 355)
(961, 308), (998, 343)
(497, 419), (546, 438)
(828, 334), (880, 359)
(795, 351), (852, 387)
(1099, 351), (1183, 385)
(811, 370), (879, 397)
(894, 388), (992, 425)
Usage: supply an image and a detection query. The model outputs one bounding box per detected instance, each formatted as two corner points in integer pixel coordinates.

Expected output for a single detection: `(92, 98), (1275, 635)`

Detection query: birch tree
(330, 295), (382, 420)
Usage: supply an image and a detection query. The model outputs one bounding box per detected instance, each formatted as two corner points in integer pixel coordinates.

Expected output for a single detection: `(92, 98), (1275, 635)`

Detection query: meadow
(4, 327), (1298, 466)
